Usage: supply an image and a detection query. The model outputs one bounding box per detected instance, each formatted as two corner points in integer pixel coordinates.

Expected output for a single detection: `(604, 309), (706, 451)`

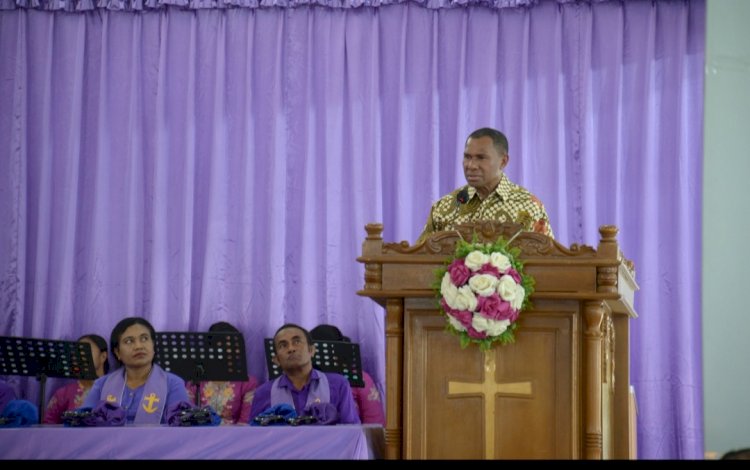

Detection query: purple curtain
(0, 0), (704, 459)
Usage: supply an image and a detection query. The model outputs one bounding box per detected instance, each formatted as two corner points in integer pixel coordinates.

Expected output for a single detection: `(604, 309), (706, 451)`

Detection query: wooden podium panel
(358, 222), (638, 460)
(404, 299), (577, 459)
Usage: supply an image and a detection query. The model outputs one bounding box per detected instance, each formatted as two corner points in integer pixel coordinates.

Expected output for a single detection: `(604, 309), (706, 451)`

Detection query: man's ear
(500, 153), (510, 171)
(272, 355), (280, 367)
(310, 344), (317, 357)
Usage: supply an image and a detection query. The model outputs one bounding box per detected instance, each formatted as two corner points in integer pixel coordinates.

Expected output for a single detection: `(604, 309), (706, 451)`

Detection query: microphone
(456, 187), (470, 205)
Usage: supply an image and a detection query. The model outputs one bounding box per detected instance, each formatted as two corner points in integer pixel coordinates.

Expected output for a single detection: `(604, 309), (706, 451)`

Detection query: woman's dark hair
(310, 324), (351, 343)
(77, 334), (110, 374)
(109, 317), (157, 366)
(209, 321), (240, 334)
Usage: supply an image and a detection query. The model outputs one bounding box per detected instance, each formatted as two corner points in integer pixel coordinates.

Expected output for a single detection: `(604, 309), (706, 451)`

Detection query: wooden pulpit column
(358, 222), (638, 459)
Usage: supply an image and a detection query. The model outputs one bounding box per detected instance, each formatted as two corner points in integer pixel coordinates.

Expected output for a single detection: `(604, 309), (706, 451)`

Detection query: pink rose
(448, 259), (471, 286)
(477, 293), (514, 321)
(506, 268), (522, 284)
(508, 308), (520, 322)
(449, 309), (474, 328)
(466, 326), (487, 339)
(477, 263), (501, 277)
(442, 299), (473, 328)
(440, 298), (458, 316)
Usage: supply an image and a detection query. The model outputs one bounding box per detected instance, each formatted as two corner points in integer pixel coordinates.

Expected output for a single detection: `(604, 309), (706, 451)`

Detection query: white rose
(441, 272), (459, 306)
(468, 274), (497, 297)
(485, 318), (511, 336)
(510, 283), (526, 310)
(489, 252), (512, 273)
(453, 285), (478, 312)
(496, 275), (519, 303)
(448, 316), (467, 332)
(472, 315), (490, 333)
(473, 316), (510, 336)
(464, 251), (489, 271)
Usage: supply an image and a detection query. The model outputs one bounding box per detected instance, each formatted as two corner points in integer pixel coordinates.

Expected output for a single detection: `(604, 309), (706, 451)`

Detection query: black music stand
(264, 338), (365, 388)
(155, 331), (248, 404)
(0, 336), (98, 423)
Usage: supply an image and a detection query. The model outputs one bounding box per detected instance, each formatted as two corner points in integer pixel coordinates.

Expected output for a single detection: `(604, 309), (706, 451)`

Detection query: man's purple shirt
(250, 370), (360, 424)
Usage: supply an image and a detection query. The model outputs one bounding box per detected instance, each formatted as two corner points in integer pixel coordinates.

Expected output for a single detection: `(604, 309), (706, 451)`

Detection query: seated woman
(82, 317), (189, 424)
(185, 321), (259, 424)
(310, 324), (385, 425)
(44, 334), (109, 424)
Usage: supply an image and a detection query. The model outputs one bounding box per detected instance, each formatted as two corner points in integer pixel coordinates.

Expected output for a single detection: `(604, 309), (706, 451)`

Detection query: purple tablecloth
(0, 424), (384, 459)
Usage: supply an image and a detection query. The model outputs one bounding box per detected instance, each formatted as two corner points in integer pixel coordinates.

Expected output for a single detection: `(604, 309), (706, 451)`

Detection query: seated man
(250, 323), (360, 424)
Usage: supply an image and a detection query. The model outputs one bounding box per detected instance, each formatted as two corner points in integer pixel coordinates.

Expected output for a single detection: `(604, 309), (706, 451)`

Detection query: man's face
(463, 136), (508, 190)
(273, 327), (315, 371)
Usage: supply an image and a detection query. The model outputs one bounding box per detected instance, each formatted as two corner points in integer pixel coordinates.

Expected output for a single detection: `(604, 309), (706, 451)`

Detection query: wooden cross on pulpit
(447, 349), (533, 459)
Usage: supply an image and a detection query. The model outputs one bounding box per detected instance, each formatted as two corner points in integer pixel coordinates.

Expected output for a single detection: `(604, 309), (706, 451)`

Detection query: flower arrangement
(435, 235), (534, 350)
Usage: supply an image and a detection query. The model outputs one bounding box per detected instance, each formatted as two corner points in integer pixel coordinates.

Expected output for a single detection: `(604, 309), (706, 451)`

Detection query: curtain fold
(0, 0), (704, 458)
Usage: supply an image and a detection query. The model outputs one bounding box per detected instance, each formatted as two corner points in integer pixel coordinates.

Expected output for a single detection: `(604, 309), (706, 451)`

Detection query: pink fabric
(43, 381), (92, 424)
(352, 372), (385, 426)
(187, 378), (259, 425)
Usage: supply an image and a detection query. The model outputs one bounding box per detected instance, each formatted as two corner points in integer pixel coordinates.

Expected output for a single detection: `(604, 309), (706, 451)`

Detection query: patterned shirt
(417, 173), (554, 244)
(186, 378), (258, 425)
(352, 371), (385, 425)
(43, 380), (92, 424)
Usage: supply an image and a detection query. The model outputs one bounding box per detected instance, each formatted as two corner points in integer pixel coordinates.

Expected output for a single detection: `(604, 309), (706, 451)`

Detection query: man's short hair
(467, 128), (509, 155)
(273, 323), (313, 348)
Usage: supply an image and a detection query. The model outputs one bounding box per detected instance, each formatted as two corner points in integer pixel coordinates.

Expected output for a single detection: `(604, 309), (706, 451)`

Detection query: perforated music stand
(155, 332), (248, 404)
(264, 338), (365, 388)
(0, 335), (98, 423)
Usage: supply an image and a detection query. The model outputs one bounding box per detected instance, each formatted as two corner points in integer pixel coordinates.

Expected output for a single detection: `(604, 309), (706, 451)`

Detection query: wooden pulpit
(357, 222), (638, 459)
